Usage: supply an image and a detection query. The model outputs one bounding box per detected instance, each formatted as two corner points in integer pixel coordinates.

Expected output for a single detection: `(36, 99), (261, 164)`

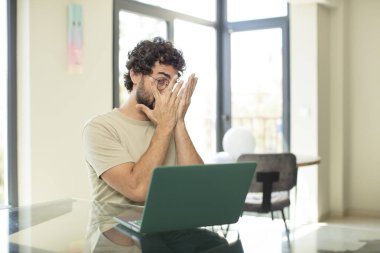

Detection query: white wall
(345, 0), (380, 216)
(328, 0), (347, 218)
(327, 0), (380, 217)
(291, 0), (380, 219)
(317, 4), (331, 220)
(17, 0), (113, 205)
(290, 2), (320, 224)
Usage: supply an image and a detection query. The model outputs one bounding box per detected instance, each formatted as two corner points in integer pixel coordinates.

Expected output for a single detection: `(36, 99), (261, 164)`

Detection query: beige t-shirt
(82, 109), (176, 204)
(85, 201), (143, 253)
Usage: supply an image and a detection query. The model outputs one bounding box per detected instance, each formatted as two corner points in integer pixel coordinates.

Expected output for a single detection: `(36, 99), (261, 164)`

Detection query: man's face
(136, 62), (178, 109)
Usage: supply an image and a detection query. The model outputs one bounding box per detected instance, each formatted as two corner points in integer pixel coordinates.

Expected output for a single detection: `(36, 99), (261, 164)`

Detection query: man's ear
(130, 69), (142, 86)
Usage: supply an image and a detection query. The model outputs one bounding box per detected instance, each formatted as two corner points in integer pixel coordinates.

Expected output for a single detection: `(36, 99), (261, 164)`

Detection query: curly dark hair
(123, 37), (186, 92)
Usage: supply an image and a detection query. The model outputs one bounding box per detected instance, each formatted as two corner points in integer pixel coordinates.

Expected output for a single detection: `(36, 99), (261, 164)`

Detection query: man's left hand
(176, 73), (198, 122)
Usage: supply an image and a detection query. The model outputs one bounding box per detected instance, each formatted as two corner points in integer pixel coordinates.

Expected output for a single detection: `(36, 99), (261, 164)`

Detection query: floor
(223, 214), (380, 253)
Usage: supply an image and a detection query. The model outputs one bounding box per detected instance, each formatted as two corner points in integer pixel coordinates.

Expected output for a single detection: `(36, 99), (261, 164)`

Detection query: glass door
(231, 28), (285, 152)
(174, 20), (217, 160)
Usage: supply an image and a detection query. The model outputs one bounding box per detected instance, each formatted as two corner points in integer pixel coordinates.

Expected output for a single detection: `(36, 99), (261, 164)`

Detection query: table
(292, 155), (320, 226)
(296, 155), (321, 167)
(0, 199), (243, 253)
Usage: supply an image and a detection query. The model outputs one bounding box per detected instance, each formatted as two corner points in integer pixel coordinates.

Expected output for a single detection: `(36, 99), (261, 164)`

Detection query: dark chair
(237, 153), (298, 234)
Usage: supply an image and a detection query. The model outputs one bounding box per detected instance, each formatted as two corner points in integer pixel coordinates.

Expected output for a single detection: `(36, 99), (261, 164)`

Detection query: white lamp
(222, 127), (256, 161)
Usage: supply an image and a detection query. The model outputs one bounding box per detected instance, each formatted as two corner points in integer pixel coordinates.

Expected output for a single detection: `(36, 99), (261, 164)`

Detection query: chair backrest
(237, 153), (297, 192)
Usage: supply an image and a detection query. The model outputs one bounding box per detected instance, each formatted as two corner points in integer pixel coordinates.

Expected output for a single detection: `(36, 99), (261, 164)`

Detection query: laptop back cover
(140, 162), (256, 233)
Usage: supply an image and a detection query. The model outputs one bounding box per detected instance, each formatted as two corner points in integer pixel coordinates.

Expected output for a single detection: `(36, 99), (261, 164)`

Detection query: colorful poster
(68, 4), (83, 74)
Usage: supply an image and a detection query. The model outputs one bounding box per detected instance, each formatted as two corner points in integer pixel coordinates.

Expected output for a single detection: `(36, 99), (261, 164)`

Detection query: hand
(136, 75), (183, 130)
(176, 73), (198, 122)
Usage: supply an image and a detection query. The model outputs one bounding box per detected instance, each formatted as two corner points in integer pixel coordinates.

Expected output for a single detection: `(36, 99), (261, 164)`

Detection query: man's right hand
(136, 75), (183, 131)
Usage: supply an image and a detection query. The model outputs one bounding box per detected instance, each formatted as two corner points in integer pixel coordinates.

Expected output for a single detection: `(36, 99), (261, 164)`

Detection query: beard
(136, 78), (155, 110)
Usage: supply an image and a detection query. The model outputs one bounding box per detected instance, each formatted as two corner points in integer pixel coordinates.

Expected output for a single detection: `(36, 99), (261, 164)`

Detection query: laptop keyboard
(129, 219), (142, 229)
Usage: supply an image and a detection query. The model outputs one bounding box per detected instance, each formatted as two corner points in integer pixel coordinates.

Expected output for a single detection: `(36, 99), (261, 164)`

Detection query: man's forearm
(130, 126), (174, 200)
(174, 121), (204, 165)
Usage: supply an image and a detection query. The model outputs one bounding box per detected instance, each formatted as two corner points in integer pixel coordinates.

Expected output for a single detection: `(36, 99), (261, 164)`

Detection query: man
(83, 37), (203, 205)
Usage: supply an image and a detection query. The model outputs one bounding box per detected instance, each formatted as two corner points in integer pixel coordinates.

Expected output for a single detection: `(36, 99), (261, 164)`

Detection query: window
(227, 0), (287, 22)
(117, 10), (167, 105)
(227, 0), (289, 152)
(174, 20), (217, 159)
(114, 0), (217, 160)
(0, 0), (7, 206)
(3, 0), (17, 207)
(231, 28), (285, 152)
(134, 0), (216, 21)
(113, 0), (289, 158)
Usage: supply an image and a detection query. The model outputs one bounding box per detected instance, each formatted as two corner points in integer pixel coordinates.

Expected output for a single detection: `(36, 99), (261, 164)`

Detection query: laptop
(114, 162), (256, 234)
(114, 223), (243, 253)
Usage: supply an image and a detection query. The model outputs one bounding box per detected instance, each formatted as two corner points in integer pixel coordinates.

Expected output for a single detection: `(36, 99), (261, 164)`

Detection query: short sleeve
(82, 121), (133, 177)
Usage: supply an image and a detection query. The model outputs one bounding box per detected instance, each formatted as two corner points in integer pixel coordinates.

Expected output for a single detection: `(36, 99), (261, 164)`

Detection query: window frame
(112, 0), (290, 153)
(226, 15), (290, 152)
(113, 0), (216, 108)
(7, 0), (18, 207)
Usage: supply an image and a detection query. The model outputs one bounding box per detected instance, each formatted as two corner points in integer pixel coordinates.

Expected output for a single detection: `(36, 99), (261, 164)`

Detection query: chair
(237, 153), (297, 234)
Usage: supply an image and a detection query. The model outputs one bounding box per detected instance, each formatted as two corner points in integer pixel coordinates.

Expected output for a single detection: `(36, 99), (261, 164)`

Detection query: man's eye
(157, 79), (167, 85)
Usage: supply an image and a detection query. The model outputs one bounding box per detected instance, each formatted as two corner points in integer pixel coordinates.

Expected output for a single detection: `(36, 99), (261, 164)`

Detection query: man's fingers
(184, 74), (197, 99)
(190, 76), (198, 96)
(150, 82), (161, 98)
(136, 104), (157, 124)
(172, 80), (184, 97)
(136, 104), (149, 114)
(165, 74), (178, 94)
(177, 82), (186, 98)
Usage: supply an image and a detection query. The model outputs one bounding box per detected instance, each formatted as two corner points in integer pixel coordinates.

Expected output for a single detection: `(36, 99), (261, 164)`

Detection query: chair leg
(281, 209), (289, 234)
(271, 211), (274, 220)
(223, 224), (230, 237)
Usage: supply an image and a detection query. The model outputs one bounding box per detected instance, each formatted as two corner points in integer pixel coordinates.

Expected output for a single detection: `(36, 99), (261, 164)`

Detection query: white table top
(296, 155), (321, 167)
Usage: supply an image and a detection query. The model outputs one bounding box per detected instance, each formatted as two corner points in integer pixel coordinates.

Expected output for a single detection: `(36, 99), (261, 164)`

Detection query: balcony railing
(232, 116), (283, 153)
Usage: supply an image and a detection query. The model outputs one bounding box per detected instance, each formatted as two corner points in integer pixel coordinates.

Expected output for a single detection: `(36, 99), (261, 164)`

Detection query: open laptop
(114, 223), (243, 252)
(114, 162), (256, 234)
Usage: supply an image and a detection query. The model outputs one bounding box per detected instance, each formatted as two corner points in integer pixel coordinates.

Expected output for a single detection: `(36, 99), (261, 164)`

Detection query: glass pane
(118, 10), (167, 105)
(231, 28), (283, 153)
(227, 0), (287, 22)
(0, 0), (7, 205)
(135, 0), (216, 22)
(174, 20), (217, 161)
